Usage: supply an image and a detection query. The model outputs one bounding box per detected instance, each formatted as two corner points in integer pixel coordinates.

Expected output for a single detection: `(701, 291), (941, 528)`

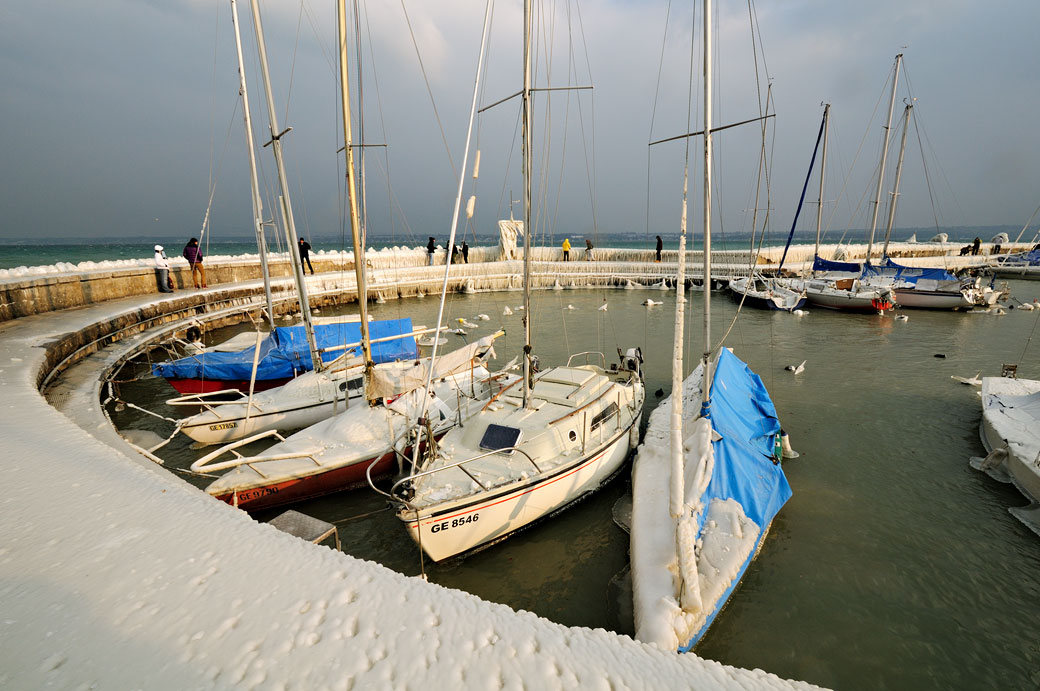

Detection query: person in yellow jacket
(562, 238), (571, 261)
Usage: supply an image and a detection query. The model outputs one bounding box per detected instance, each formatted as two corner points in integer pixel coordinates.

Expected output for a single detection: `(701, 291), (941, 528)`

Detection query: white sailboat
(784, 104), (894, 311)
(184, 0), (514, 510)
(972, 374), (1040, 537)
(630, 0), (792, 652)
(385, 0), (645, 563)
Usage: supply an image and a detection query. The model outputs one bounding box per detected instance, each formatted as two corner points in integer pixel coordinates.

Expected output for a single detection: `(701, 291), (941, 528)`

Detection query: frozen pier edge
(0, 248), (830, 689)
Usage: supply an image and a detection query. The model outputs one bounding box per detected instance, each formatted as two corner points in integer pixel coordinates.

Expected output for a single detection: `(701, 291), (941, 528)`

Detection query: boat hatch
(479, 423), (522, 454)
(268, 509), (341, 550)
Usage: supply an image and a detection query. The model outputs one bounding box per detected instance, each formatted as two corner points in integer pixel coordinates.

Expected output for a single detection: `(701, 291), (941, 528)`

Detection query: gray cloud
(1, 0), (1036, 243)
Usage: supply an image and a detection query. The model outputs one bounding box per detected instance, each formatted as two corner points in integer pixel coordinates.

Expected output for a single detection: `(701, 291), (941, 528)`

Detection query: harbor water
(107, 280), (1040, 690)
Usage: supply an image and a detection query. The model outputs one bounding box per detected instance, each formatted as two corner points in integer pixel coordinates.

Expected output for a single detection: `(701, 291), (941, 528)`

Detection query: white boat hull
(975, 377), (1040, 536)
(893, 288), (971, 310)
(399, 422), (639, 562)
(180, 390), (361, 445)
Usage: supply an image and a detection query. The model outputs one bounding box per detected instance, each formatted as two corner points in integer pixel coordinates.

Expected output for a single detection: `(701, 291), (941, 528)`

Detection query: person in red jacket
(182, 237), (207, 288)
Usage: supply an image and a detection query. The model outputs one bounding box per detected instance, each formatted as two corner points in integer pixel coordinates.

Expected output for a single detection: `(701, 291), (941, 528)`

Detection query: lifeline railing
(371, 446), (541, 510)
(188, 430), (318, 477)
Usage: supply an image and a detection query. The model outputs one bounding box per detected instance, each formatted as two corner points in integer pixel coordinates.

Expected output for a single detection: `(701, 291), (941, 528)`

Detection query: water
(104, 281), (1040, 690)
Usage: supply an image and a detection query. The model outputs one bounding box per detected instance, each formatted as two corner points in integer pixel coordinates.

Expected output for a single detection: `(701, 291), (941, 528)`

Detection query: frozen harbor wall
(0, 273), (821, 688)
(0, 241), (999, 322)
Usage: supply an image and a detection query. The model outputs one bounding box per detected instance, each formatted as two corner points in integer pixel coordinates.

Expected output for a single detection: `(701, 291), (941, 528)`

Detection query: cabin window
(590, 402), (619, 432)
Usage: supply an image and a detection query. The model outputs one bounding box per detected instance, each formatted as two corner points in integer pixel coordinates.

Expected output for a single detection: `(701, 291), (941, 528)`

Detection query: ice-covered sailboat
(384, 0), (645, 563)
(971, 373), (1040, 537)
(630, 0), (792, 652)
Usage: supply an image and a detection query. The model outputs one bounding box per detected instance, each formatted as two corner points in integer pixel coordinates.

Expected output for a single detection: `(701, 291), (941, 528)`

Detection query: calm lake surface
(109, 280), (1040, 690)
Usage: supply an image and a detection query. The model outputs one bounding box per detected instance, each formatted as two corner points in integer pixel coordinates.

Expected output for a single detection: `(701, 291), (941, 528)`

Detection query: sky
(2, 0), (1038, 247)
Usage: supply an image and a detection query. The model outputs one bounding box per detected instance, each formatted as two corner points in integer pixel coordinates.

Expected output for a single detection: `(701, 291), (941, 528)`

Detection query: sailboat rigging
(630, 0), (793, 652)
(385, 0), (645, 563)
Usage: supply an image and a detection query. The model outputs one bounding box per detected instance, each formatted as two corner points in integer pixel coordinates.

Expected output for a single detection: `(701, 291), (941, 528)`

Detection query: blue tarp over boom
(861, 258), (958, 284)
(812, 256), (862, 274)
(681, 347), (793, 652)
(152, 319), (417, 382)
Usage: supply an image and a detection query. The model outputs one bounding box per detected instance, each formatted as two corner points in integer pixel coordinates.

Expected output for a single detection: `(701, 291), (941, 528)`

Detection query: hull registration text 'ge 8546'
(428, 513), (480, 533)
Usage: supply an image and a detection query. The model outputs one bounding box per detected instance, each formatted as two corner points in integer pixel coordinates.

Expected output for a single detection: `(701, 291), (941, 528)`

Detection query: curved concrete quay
(0, 254), (829, 689)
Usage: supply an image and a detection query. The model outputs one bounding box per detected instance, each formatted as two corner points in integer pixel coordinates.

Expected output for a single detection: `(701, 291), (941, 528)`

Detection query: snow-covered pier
(0, 247), (832, 689)
(0, 241), (1000, 322)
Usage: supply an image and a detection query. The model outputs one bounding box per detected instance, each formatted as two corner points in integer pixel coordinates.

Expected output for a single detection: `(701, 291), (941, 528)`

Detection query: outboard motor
(620, 347), (643, 377)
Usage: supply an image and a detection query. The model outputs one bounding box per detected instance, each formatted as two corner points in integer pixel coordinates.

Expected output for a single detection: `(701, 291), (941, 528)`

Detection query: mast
(337, 0), (373, 375)
(521, 0), (533, 409)
(866, 53), (902, 262)
(248, 0), (323, 372)
(814, 103), (830, 261)
(229, 0), (275, 331)
(881, 103), (912, 258)
(700, 0), (714, 415)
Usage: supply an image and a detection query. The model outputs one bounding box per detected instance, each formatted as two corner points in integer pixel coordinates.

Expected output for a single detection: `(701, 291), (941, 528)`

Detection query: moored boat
(728, 275), (806, 311)
(971, 375), (1040, 537)
(393, 353), (644, 561)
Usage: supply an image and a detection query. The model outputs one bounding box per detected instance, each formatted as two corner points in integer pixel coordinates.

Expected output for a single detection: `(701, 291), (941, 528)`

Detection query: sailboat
(972, 373), (1040, 537)
(151, 0), (420, 396)
(630, 0), (792, 652)
(782, 104), (894, 312)
(186, 0), (516, 512)
(383, 0), (645, 563)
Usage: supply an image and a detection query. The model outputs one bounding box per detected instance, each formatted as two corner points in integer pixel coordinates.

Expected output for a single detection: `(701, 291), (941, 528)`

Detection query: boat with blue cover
(152, 319), (417, 394)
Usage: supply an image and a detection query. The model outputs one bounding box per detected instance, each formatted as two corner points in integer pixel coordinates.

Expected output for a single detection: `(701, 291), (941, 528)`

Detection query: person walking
(154, 245), (174, 293)
(461, 240), (469, 263)
(426, 237), (436, 266)
(561, 238), (571, 261)
(298, 238), (314, 275)
(655, 235), (663, 262)
(585, 238), (594, 261)
(182, 237), (207, 288)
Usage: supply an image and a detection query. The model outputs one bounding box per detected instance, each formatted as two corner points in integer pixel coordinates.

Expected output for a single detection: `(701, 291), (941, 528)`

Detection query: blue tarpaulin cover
(152, 319), (417, 383)
(860, 258), (958, 284)
(997, 249), (1040, 266)
(812, 256), (862, 274)
(680, 347), (793, 651)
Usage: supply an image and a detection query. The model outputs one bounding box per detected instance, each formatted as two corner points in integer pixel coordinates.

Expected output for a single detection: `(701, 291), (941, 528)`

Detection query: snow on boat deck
(0, 261), (821, 689)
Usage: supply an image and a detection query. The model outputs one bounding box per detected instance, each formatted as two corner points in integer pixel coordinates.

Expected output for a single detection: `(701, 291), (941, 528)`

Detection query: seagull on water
(598, 303), (609, 311)
(643, 298), (662, 306)
(785, 360), (806, 374)
(503, 306), (513, 316)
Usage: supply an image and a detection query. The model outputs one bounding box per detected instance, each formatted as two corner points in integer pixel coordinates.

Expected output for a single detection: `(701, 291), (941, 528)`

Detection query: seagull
(643, 298), (662, 306)
(503, 306), (513, 316)
(785, 360), (806, 374)
(565, 304), (576, 310)
(951, 371), (982, 386)
(516, 305), (525, 311)
(792, 309), (807, 316)
(895, 314), (909, 321)
(450, 328), (467, 335)
(476, 314), (490, 321)
(598, 303), (609, 311)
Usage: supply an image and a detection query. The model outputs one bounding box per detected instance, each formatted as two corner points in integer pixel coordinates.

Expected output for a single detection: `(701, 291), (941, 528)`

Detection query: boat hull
(168, 377), (292, 395)
(400, 423), (638, 562)
(180, 393), (363, 445)
(804, 289), (888, 311)
(727, 279), (806, 311)
(210, 449), (398, 513)
(892, 288), (970, 310)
